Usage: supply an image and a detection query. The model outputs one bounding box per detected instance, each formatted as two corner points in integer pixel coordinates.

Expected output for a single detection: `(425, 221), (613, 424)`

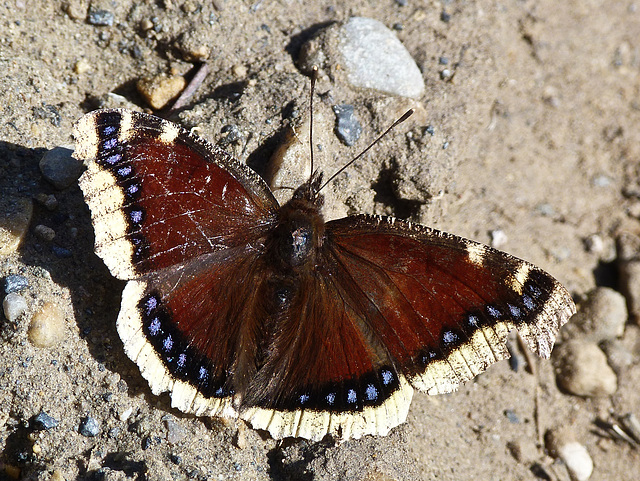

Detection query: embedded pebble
(338, 17), (424, 98)
(3, 293), (28, 322)
(32, 412), (59, 431)
(4, 274), (29, 294)
(79, 416), (100, 437)
(555, 340), (617, 397)
(164, 419), (187, 444)
(176, 28), (211, 61)
(333, 104), (362, 146)
(35, 193), (59, 211)
(88, 7), (114, 26)
(547, 429), (593, 481)
(34, 224), (56, 242)
(561, 287), (627, 343)
(39, 147), (81, 190)
(74, 59), (91, 75)
(0, 197), (33, 255)
(617, 232), (640, 325)
(490, 229), (508, 249)
(28, 302), (65, 348)
(137, 74), (186, 110)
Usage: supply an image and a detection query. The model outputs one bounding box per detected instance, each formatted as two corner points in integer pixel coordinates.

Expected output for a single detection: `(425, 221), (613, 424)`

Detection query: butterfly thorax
(270, 185), (325, 271)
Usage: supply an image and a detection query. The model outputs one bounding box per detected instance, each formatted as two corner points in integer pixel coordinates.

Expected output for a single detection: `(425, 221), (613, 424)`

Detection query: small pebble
(333, 104), (362, 146)
(3, 293), (28, 322)
(34, 224), (56, 242)
(28, 302), (66, 348)
(39, 147), (81, 190)
(555, 340), (617, 397)
(32, 412), (59, 430)
(176, 28), (211, 61)
(79, 416), (100, 437)
(118, 406), (133, 422)
(219, 124), (243, 146)
(140, 18), (154, 31)
(164, 419), (187, 444)
(561, 287), (627, 343)
(490, 229), (508, 249)
(35, 193), (59, 211)
(88, 8), (115, 26)
(4, 274), (29, 294)
(137, 74), (186, 110)
(546, 429), (593, 481)
(74, 59), (91, 75)
(336, 17), (425, 98)
(0, 198), (33, 255)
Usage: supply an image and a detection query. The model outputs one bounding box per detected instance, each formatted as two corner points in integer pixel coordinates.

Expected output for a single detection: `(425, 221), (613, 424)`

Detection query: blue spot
(508, 303), (521, 318)
(127, 184), (139, 195)
(467, 314), (479, 327)
(522, 294), (534, 310)
(163, 335), (173, 352)
(130, 210), (143, 224)
(105, 153), (121, 165)
(177, 353), (186, 367)
(145, 296), (158, 315)
(442, 330), (457, 344)
(347, 389), (357, 404)
(198, 366), (208, 380)
(102, 125), (116, 135)
(148, 318), (160, 336)
(365, 384), (378, 401)
(215, 387), (223, 396)
(117, 166), (132, 177)
(325, 393), (335, 405)
(299, 393), (309, 405)
(487, 305), (501, 318)
(103, 138), (118, 150)
(381, 369), (393, 385)
(527, 284), (542, 298)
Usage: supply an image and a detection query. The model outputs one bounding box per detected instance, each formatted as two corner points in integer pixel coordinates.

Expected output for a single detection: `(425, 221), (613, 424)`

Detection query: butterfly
(74, 107), (575, 441)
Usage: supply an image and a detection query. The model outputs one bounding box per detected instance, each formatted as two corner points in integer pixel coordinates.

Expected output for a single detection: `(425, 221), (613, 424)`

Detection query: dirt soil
(1, 1), (640, 480)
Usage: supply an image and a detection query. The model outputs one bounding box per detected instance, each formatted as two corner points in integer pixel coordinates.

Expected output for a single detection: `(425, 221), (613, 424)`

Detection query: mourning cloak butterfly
(74, 108), (575, 441)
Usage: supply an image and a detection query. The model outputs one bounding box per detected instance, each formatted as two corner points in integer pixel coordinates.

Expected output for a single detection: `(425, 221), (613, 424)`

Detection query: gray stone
(4, 274), (29, 294)
(3, 292), (28, 322)
(338, 17), (424, 98)
(333, 104), (362, 146)
(39, 147), (82, 190)
(79, 416), (100, 437)
(555, 340), (617, 397)
(299, 17), (424, 99)
(561, 287), (627, 343)
(33, 412), (59, 430)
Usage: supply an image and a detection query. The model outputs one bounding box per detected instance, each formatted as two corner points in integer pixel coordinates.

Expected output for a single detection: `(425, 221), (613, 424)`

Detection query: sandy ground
(1, 0), (639, 480)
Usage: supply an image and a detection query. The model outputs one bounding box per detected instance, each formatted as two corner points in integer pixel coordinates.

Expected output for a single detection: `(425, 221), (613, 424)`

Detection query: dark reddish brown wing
(324, 215), (575, 395)
(240, 262), (414, 441)
(75, 109), (278, 280)
(115, 245), (269, 418)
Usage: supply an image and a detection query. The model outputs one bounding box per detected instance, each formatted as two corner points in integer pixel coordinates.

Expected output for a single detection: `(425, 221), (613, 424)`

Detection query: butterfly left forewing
(325, 214), (575, 395)
(75, 109), (278, 280)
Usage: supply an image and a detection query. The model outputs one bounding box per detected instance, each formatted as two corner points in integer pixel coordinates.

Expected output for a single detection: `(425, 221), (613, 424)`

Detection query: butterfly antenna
(309, 66), (318, 182)
(319, 108), (415, 192)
